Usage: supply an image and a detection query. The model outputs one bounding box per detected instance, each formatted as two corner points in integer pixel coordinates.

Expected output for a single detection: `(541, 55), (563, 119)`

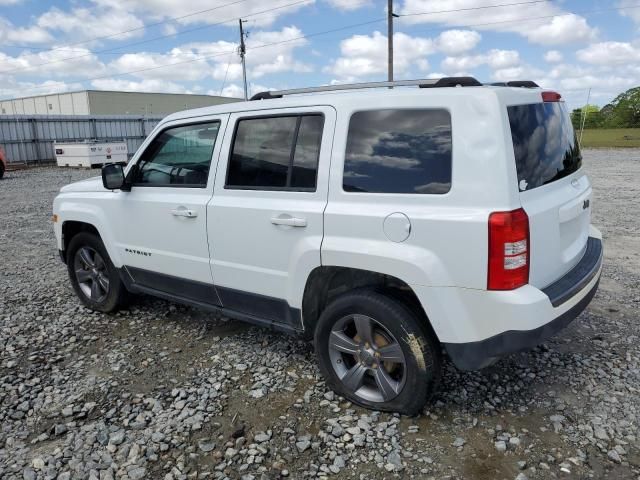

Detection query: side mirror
(102, 163), (125, 190)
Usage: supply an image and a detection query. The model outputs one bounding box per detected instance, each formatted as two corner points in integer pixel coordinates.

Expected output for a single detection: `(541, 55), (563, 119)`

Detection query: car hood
(59, 176), (106, 193)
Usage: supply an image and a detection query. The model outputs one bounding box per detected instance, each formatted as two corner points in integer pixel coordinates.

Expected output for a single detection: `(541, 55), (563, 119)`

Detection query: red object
(487, 208), (530, 290)
(0, 147), (7, 171)
(542, 91), (562, 102)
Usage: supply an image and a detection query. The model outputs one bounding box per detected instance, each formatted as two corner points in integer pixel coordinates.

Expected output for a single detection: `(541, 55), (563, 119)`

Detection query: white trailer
(54, 141), (128, 168)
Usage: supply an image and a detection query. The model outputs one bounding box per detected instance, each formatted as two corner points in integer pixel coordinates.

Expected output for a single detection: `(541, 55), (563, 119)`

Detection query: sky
(0, 0), (639, 109)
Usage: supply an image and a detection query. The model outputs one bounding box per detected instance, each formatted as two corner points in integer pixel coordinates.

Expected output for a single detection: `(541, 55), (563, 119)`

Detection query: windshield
(507, 102), (582, 191)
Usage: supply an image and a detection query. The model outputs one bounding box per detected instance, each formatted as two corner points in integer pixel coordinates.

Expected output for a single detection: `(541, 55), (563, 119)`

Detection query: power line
(7, 0), (253, 58)
(2, 18), (386, 97)
(398, 0), (552, 18)
(0, 0), (312, 75)
(218, 54), (236, 96)
(0, 0), (562, 76)
(4, 2), (640, 98)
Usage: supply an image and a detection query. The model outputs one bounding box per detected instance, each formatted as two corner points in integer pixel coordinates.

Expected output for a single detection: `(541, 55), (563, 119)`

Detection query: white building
(0, 90), (241, 116)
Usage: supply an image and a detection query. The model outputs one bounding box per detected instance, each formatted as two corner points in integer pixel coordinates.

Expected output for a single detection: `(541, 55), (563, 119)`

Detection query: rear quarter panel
(322, 88), (520, 290)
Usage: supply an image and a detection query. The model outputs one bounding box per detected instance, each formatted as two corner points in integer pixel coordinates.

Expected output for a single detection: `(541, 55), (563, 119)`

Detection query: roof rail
(489, 80), (540, 88)
(250, 76), (482, 100)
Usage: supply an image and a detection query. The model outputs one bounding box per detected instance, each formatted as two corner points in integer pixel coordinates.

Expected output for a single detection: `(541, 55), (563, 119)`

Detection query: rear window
(226, 114), (323, 191)
(507, 102), (582, 191)
(343, 109), (452, 194)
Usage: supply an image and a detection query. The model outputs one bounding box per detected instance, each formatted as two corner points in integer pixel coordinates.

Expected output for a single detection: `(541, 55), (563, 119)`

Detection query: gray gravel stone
(1, 154), (639, 479)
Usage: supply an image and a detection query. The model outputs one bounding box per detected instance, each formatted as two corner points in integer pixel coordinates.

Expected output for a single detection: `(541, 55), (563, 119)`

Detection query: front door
(110, 115), (227, 304)
(208, 106), (335, 328)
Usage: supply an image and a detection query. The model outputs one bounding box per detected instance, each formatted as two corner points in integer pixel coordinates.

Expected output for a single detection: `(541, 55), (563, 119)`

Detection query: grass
(579, 128), (640, 148)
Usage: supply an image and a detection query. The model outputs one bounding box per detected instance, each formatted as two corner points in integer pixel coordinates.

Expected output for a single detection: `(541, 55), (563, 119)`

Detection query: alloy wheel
(73, 246), (110, 303)
(328, 314), (407, 403)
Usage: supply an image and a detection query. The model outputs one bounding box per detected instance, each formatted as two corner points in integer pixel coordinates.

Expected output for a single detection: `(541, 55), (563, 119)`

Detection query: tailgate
(507, 99), (590, 288)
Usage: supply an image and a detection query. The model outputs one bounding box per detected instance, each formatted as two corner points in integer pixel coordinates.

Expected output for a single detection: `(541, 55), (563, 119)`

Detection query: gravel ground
(0, 149), (638, 480)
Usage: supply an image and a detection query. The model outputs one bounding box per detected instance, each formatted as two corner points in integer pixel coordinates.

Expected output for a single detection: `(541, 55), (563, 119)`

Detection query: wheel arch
(60, 219), (121, 267)
(301, 266), (440, 342)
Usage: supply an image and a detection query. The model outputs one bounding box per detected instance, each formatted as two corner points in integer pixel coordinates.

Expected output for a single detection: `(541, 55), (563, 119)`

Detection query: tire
(0, 162), (4, 179)
(314, 289), (441, 415)
(66, 232), (128, 313)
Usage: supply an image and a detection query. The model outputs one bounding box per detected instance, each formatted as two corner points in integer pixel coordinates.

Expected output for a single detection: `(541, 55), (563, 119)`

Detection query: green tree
(602, 86), (640, 128)
(571, 104), (603, 130)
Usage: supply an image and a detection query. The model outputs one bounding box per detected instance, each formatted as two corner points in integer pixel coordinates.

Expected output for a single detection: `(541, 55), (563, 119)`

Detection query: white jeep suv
(53, 77), (603, 414)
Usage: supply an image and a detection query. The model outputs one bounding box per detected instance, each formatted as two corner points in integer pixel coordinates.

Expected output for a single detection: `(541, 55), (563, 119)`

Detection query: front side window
(343, 109), (452, 194)
(133, 121), (220, 187)
(226, 114), (324, 190)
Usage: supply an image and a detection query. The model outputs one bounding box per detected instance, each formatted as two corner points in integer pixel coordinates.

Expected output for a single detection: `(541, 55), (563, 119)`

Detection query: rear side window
(226, 114), (324, 191)
(343, 109), (452, 194)
(507, 102), (582, 191)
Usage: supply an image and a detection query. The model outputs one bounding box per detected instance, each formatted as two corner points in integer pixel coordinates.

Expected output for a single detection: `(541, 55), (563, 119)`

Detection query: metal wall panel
(0, 115), (163, 165)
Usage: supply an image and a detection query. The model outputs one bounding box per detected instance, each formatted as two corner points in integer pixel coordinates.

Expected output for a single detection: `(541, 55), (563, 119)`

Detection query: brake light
(488, 208), (529, 290)
(542, 91), (561, 102)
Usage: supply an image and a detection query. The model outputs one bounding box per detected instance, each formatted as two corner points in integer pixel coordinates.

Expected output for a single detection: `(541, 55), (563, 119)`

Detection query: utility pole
(387, 0), (399, 85)
(238, 19), (248, 101)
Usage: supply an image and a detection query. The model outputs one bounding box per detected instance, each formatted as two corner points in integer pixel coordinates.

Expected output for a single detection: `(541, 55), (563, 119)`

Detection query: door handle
(271, 215), (307, 227)
(171, 207), (197, 218)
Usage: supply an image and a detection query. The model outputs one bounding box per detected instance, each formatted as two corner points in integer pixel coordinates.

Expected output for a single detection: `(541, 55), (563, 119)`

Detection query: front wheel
(67, 232), (127, 312)
(314, 290), (441, 415)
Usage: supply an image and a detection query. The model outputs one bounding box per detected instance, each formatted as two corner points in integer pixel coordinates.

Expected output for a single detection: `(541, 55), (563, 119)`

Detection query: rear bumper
(444, 277), (600, 370)
(439, 235), (603, 370)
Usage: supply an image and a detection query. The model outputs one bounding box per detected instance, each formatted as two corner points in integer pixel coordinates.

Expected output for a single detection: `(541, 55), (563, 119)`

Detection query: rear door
(506, 98), (591, 288)
(207, 106), (335, 328)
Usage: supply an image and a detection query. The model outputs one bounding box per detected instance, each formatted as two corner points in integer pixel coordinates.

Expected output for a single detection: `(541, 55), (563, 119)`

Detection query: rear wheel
(67, 232), (127, 312)
(0, 162), (4, 179)
(314, 289), (441, 415)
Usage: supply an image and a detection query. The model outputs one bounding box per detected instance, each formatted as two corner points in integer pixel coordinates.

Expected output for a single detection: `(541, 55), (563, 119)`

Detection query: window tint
(226, 114), (323, 190)
(343, 109), (452, 194)
(507, 102), (582, 191)
(134, 122), (220, 187)
(291, 115), (323, 189)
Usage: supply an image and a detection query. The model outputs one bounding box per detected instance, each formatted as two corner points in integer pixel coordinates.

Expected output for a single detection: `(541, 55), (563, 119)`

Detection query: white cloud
(98, 26), (310, 92)
(108, 51), (213, 82)
(216, 83), (245, 98)
(441, 55), (483, 72)
(436, 30), (481, 55)
(577, 41), (640, 66)
(398, 0), (597, 45)
(90, 78), (190, 94)
(544, 50), (563, 63)
(245, 26), (313, 77)
(325, 0), (371, 10)
(525, 14), (595, 46)
(0, 78), (83, 99)
(617, 0), (640, 26)
(0, 18), (53, 44)
(0, 0), (22, 4)
(326, 31), (434, 81)
(441, 48), (520, 73)
(36, 5), (144, 43)
(0, 48), (106, 78)
(212, 82), (270, 98)
(93, 0), (313, 27)
(546, 74), (636, 92)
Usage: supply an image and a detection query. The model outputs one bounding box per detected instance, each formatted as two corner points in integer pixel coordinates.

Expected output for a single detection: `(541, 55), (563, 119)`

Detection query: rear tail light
(542, 91), (561, 102)
(488, 208), (529, 290)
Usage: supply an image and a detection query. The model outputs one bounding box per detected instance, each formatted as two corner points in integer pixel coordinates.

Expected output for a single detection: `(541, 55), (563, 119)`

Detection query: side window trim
(129, 119), (221, 189)
(224, 112), (324, 192)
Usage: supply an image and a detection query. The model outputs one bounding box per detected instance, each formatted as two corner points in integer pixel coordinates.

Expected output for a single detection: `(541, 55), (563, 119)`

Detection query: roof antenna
(579, 87), (591, 148)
